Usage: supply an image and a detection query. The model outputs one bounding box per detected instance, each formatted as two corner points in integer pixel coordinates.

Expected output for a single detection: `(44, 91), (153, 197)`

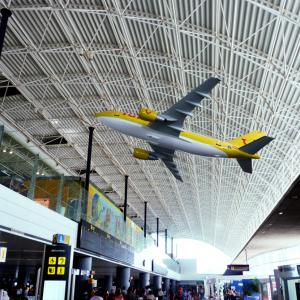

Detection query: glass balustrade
(0, 126), (175, 258)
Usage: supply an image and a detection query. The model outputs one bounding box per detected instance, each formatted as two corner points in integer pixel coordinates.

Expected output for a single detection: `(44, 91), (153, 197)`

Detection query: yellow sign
(48, 257), (56, 265)
(0, 247), (7, 263)
(58, 257), (66, 265)
(47, 266), (56, 275)
(57, 266), (65, 275)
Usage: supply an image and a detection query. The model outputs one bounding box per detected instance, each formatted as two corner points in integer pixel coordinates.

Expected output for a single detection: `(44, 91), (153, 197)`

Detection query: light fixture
(9, 150), (13, 154)
(41, 173), (45, 176)
(36, 171), (40, 175)
(278, 211), (283, 215)
(2, 148), (6, 153)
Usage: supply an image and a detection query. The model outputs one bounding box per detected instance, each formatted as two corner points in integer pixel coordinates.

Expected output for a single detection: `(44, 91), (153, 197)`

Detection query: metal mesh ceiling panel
(0, 0), (299, 257)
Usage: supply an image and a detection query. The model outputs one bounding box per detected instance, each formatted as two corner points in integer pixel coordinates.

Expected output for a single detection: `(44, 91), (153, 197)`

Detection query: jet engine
(133, 148), (158, 160)
(139, 107), (175, 122)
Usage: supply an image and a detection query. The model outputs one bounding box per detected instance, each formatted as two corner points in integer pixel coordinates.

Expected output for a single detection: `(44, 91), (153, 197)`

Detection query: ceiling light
(36, 171), (40, 175)
(2, 148), (6, 153)
(278, 212), (283, 215)
(9, 150), (13, 154)
(41, 173), (45, 176)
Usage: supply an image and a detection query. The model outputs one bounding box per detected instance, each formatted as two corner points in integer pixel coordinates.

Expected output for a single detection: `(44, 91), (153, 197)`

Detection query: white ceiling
(0, 0), (299, 258)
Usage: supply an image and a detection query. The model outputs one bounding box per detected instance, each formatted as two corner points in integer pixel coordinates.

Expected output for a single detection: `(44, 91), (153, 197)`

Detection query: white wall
(0, 184), (78, 246)
(245, 244), (300, 277)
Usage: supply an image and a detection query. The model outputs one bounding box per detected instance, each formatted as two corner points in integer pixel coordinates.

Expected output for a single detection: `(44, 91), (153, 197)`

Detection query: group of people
(90, 286), (206, 300)
(223, 288), (239, 300)
(90, 286), (166, 300)
(171, 287), (205, 300)
(0, 283), (35, 300)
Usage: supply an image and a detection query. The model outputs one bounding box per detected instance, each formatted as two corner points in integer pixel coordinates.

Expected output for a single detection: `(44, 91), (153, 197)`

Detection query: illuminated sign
(0, 247), (7, 263)
(227, 264), (250, 271)
(43, 244), (70, 281)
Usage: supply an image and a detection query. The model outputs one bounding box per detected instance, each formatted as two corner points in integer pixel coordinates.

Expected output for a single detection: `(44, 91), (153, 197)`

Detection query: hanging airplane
(96, 77), (274, 181)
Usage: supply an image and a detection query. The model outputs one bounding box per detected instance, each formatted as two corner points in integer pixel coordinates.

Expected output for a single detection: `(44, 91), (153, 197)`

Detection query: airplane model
(96, 77), (274, 181)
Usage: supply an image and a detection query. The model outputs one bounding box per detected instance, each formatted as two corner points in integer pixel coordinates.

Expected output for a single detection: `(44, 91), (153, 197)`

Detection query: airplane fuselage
(96, 111), (259, 160)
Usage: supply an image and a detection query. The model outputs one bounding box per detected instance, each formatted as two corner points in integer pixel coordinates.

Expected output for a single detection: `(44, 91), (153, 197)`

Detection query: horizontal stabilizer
(237, 159), (252, 173)
(239, 136), (274, 154)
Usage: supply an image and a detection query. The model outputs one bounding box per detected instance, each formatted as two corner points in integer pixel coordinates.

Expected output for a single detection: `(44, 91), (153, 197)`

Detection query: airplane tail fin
(229, 131), (274, 173)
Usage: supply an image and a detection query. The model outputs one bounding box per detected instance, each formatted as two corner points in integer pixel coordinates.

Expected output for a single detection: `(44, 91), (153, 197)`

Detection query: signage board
(53, 234), (70, 245)
(0, 247), (7, 262)
(227, 264), (250, 271)
(78, 220), (134, 265)
(43, 244), (71, 281)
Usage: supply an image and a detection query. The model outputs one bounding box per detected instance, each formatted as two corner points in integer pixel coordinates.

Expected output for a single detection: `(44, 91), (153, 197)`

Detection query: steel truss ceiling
(0, 0), (299, 257)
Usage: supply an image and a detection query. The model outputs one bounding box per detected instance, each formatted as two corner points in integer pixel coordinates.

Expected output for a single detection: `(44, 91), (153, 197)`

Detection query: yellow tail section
(228, 130), (266, 148)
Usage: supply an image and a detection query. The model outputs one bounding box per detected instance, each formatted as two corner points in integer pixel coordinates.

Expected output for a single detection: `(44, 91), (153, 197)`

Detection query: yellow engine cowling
(133, 148), (157, 160)
(139, 107), (158, 121)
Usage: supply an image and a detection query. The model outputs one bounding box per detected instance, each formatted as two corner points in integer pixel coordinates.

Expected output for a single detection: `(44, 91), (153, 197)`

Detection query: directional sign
(48, 257), (56, 265)
(227, 264), (250, 271)
(57, 266), (65, 275)
(58, 257), (66, 265)
(43, 244), (71, 281)
(47, 266), (56, 275)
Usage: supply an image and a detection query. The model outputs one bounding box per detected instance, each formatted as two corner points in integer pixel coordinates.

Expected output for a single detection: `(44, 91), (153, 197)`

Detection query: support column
(73, 256), (92, 273)
(27, 154), (39, 200)
(124, 175), (128, 221)
(156, 218), (159, 247)
(165, 229), (168, 254)
(170, 279), (176, 291)
(83, 126), (94, 216)
(0, 125), (4, 146)
(84, 127), (95, 192)
(139, 272), (150, 289)
(104, 275), (113, 291)
(0, 8), (12, 58)
(163, 278), (170, 292)
(153, 275), (162, 291)
(56, 174), (65, 214)
(144, 202), (147, 238)
(116, 266), (130, 290)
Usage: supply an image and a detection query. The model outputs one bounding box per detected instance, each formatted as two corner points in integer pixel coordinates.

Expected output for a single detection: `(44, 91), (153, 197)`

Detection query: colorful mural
(86, 184), (144, 250)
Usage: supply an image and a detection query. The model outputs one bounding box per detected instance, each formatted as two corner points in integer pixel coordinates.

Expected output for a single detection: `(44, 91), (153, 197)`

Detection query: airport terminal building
(0, 1), (299, 299)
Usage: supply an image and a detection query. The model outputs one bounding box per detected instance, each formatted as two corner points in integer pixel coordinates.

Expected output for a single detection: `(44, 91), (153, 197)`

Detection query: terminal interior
(0, 1), (299, 300)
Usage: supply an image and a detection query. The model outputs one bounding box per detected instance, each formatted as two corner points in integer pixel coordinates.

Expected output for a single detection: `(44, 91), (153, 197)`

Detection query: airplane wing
(150, 144), (183, 182)
(149, 77), (220, 136)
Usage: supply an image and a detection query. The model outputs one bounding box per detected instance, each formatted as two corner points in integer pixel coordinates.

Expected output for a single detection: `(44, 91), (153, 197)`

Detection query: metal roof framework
(0, 0), (299, 257)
